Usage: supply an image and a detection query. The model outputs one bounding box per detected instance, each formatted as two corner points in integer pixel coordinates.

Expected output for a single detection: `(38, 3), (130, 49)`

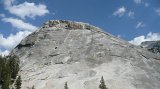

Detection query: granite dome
(11, 20), (160, 89)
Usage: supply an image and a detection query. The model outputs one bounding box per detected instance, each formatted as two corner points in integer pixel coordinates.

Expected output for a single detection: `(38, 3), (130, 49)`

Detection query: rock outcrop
(141, 41), (160, 55)
(10, 20), (160, 89)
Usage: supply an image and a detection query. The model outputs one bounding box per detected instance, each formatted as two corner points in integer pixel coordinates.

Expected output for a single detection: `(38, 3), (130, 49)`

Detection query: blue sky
(0, 0), (160, 55)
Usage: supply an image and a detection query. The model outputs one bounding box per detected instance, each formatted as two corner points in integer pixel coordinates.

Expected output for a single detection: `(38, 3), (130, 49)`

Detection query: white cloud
(113, 6), (126, 17)
(0, 31), (31, 50)
(129, 32), (160, 45)
(128, 11), (135, 18)
(0, 31), (31, 56)
(133, 0), (149, 7)
(134, 0), (142, 4)
(4, 0), (15, 7)
(136, 21), (145, 29)
(0, 0), (40, 56)
(0, 50), (10, 56)
(2, 17), (38, 31)
(155, 8), (160, 16)
(4, 0), (49, 19)
(145, 3), (149, 7)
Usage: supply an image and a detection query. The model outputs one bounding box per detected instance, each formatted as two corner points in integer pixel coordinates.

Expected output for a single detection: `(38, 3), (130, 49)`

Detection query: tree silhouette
(15, 76), (22, 89)
(0, 55), (20, 89)
(64, 82), (69, 89)
(99, 76), (108, 89)
(1, 56), (11, 89)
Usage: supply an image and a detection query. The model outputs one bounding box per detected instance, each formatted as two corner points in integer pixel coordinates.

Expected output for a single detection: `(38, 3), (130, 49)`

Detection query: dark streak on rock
(16, 43), (34, 49)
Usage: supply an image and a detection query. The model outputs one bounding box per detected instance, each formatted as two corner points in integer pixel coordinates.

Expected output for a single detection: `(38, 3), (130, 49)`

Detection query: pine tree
(9, 55), (19, 79)
(15, 76), (22, 89)
(64, 82), (69, 89)
(0, 56), (20, 89)
(31, 85), (35, 89)
(99, 76), (108, 89)
(0, 56), (4, 85)
(1, 57), (11, 89)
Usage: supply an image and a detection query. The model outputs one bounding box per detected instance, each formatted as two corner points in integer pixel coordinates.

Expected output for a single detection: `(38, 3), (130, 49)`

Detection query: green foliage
(9, 55), (20, 79)
(0, 55), (20, 89)
(0, 56), (11, 89)
(31, 85), (35, 89)
(99, 76), (108, 89)
(64, 82), (69, 89)
(15, 76), (22, 89)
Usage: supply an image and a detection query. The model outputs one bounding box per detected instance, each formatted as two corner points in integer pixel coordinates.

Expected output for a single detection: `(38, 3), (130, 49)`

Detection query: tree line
(0, 55), (108, 89)
(64, 76), (108, 89)
(0, 55), (21, 89)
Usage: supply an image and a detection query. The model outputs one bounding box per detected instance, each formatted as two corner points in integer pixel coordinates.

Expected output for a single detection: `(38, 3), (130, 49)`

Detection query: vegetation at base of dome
(99, 76), (108, 89)
(0, 55), (21, 89)
(15, 76), (22, 89)
(64, 82), (69, 89)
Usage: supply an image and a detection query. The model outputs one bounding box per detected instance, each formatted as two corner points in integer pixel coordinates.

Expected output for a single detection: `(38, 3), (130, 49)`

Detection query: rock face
(10, 20), (160, 89)
(141, 41), (160, 55)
